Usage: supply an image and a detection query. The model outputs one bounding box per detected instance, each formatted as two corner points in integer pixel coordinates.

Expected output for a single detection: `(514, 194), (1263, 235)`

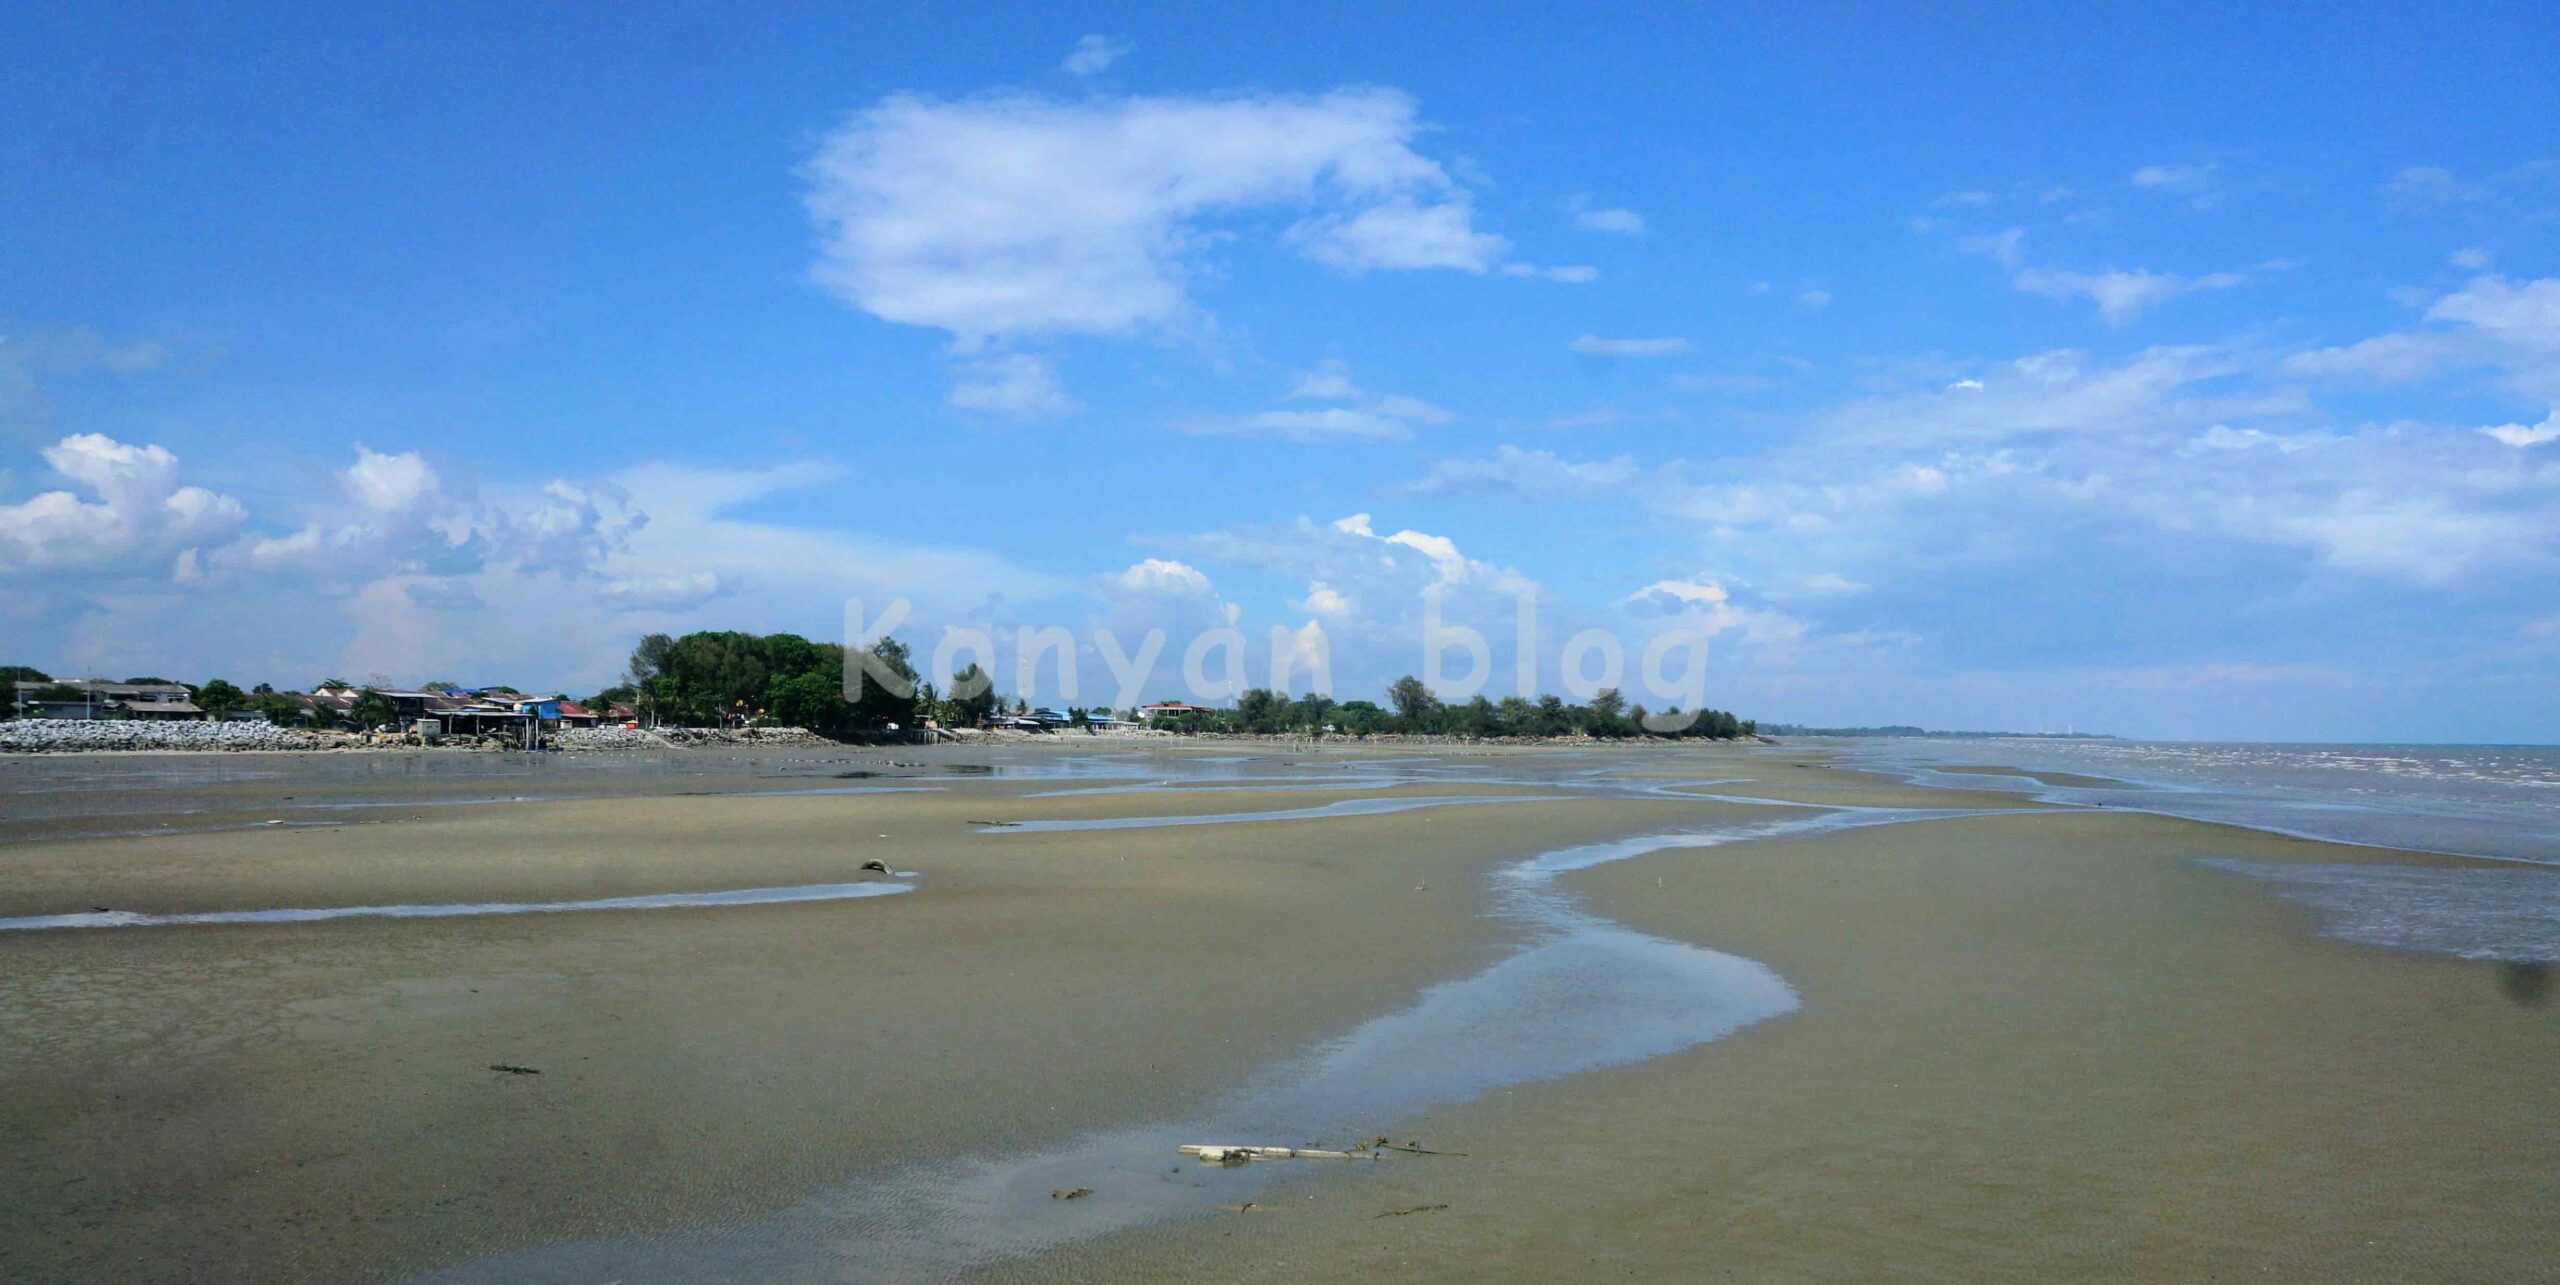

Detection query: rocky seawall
(0, 719), (330, 753)
(0, 720), (839, 753)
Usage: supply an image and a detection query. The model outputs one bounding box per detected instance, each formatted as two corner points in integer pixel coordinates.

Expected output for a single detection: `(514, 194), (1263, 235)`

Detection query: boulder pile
(0, 719), (329, 753)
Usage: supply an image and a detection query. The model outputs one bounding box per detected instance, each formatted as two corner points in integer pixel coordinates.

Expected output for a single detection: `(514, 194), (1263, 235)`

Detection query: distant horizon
(4, 6), (2554, 743)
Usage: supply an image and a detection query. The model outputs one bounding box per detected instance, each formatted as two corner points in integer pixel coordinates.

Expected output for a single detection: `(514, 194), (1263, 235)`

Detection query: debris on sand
(1363, 1136), (1467, 1157)
(859, 860), (893, 873)
(1050, 1187), (1091, 1200)
(1180, 1144), (1377, 1165)
(1375, 1204), (1450, 1219)
(488, 1063), (542, 1075)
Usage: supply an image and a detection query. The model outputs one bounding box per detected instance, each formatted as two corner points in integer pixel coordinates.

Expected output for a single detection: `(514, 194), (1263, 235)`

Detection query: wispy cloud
(1060, 34), (1129, 76)
(1569, 334), (1692, 358)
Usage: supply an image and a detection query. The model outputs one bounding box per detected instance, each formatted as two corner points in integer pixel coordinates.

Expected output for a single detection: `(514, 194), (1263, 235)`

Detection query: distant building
(10, 680), (203, 720)
(1138, 702), (1214, 722)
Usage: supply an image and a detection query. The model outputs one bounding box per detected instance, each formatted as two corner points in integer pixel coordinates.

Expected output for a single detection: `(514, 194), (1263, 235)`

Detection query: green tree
(764, 671), (846, 731)
(196, 679), (247, 717)
(249, 692), (303, 724)
(943, 662), (997, 728)
(1333, 699), (1388, 735)
(351, 689), (398, 729)
(1236, 687), (1286, 733)
(1386, 675), (1440, 732)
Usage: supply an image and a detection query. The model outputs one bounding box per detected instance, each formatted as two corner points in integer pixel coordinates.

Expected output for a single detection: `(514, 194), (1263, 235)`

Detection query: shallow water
(2195, 858), (2560, 962)
(1843, 739), (2560, 865)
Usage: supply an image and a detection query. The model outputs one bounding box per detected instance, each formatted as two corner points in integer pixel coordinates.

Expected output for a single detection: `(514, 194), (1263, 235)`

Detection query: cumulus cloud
(803, 89), (1497, 343)
(1113, 557), (1215, 596)
(1296, 580), (1352, 619)
(0, 434), (244, 576)
(1569, 334), (1692, 358)
(597, 570), (730, 612)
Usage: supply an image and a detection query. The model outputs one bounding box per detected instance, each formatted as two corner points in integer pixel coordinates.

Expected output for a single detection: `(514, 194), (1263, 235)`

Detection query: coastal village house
(12, 680), (624, 736)
(12, 680), (205, 721)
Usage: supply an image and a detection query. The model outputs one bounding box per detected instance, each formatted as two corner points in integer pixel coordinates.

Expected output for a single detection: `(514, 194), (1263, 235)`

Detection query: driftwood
(1180, 1144), (1379, 1166)
(1375, 1204), (1450, 1219)
(1050, 1187), (1091, 1200)
(488, 1063), (541, 1075)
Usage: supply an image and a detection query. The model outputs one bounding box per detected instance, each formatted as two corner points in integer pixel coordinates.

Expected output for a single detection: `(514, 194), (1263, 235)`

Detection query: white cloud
(1296, 580), (1352, 619)
(2383, 165), (2489, 209)
(1541, 264), (1599, 283)
(1113, 557), (1215, 596)
(598, 570), (731, 612)
(346, 446), (440, 512)
(804, 89), (1494, 343)
(0, 434), (244, 576)
(2481, 410), (2559, 448)
(1798, 286), (1833, 312)
(1410, 444), (1638, 498)
(2425, 275), (2560, 352)
(2288, 276), (2560, 401)
(1194, 363), (1452, 441)
(2131, 163), (2223, 208)
(1573, 206), (1645, 235)
(1183, 407), (1414, 442)
(1288, 360), (1362, 401)
(1370, 392), (1455, 424)
(1060, 34), (1129, 76)
(1959, 227), (2027, 268)
(948, 352), (1078, 418)
(2451, 246), (2492, 270)
(1570, 334), (1691, 358)
(2011, 266), (2246, 325)
(2131, 163), (2213, 190)
(1286, 195), (1505, 273)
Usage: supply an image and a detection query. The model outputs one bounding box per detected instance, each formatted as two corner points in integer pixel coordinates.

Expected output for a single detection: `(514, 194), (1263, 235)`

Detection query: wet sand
(3, 745), (2553, 1281)
(0, 748), (1771, 1282)
(1019, 810), (2557, 1282)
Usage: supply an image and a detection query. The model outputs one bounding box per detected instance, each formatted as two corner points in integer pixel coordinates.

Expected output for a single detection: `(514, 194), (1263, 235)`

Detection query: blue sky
(4, 2), (2556, 740)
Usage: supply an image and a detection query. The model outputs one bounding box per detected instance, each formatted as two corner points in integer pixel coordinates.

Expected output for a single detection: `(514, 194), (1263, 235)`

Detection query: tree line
(6, 641), (1758, 743)
(1147, 676), (1753, 740)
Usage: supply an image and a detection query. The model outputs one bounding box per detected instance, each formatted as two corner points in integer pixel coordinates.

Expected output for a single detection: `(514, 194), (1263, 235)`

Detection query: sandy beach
(1, 743), (2552, 1281)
